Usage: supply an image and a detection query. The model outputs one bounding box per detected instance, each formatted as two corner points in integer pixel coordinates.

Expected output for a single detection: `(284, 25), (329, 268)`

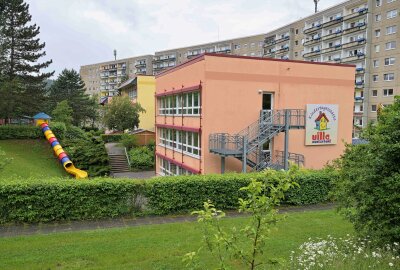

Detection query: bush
(64, 125), (87, 140)
(120, 133), (137, 150)
(0, 125), (42, 139)
(129, 146), (154, 171)
(49, 121), (66, 140)
(0, 177), (144, 223)
(101, 134), (123, 143)
(284, 169), (336, 205)
(0, 169), (335, 223)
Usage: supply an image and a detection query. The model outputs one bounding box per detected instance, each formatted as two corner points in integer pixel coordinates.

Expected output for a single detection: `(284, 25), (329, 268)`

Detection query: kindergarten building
(118, 75), (156, 131)
(155, 54), (355, 176)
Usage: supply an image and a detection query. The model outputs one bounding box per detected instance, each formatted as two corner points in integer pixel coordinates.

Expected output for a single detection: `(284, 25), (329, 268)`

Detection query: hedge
(101, 134), (123, 143)
(0, 170), (336, 223)
(0, 125), (42, 139)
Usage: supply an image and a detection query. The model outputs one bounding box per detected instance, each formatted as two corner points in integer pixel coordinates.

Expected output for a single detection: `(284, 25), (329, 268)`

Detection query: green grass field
(0, 139), (67, 178)
(0, 210), (353, 270)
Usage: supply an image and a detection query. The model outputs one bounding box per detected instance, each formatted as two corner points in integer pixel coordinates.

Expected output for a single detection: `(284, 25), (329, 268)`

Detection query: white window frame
(387, 9), (398, 19)
(384, 73), (395, 81)
(158, 91), (201, 116)
(373, 75), (379, 82)
(158, 128), (201, 158)
(384, 57), (396, 66)
(386, 25), (397, 35)
(383, 89), (394, 96)
(371, 105), (377, 112)
(373, 60), (379, 68)
(375, 14), (382, 22)
(159, 158), (193, 176)
(385, 41), (396, 50)
(372, 90), (378, 97)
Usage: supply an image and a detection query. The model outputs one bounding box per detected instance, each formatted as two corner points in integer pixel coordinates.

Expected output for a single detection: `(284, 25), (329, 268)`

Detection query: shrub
(129, 146), (154, 171)
(49, 121), (66, 140)
(64, 125), (87, 140)
(0, 177), (144, 223)
(0, 125), (42, 139)
(101, 134), (123, 143)
(284, 169), (336, 205)
(120, 133), (138, 150)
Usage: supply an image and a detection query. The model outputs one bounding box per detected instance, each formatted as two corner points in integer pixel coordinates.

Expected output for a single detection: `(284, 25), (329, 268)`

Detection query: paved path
(113, 171), (156, 179)
(0, 204), (335, 238)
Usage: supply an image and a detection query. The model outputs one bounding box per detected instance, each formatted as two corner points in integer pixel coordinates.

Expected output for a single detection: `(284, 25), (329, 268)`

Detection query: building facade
(119, 75), (156, 131)
(263, 0), (399, 133)
(155, 54), (355, 176)
(80, 55), (153, 97)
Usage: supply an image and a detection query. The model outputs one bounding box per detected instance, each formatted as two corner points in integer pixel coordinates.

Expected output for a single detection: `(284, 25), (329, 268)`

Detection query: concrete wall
(137, 76), (156, 131)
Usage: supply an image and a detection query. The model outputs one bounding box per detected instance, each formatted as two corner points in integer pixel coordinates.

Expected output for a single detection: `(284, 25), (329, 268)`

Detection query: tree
(48, 69), (93, 126)
(0, 0), (53, 117)
(0, 147), (12, 172)
(0, 78), (24, 120)
(333, 96), (400, 246)
(103, 95), (145, 131)
(51, 100), (73, 126)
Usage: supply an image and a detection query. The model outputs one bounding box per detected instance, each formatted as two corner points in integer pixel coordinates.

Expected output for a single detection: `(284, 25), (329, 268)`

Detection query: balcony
(356, 67), (365, 74)
(355, 80), (364, 88)
(100, 73), (109, 78)
(342, 38), (366, 49)
(215, 48), (232, 54)
(321, 44), (341, 54)
(343, 22), (367, 35)
(354, 96), (364, 102)
(153, 55), (176, 63)
(322, 30), (343, 41)
(353, 111), (364, 116)
(321, 16), (343, 28)
(275, 46), (289, 54)
(304, 37), (321, 46)
(108, 73), (117, 78)
(187, 52), (201, 59)
(274, 35), (290, 45)
(343, 8), (368, 21)
(341, 52), (365, 63)
(109, 66), (117, 71)
(135, 62), (146, 68)
(153, 66), (166, 72)
(303, 23), (322, 35)
(303, 49), (321, 58)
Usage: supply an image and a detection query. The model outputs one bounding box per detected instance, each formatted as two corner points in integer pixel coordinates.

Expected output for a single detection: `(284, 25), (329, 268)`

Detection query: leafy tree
(48, 69), (93, 126)
(333, 96), (400, 246)
(103, 95), (145, 131)
(51, 100), (73, 126)
(0, 0), (53, 117)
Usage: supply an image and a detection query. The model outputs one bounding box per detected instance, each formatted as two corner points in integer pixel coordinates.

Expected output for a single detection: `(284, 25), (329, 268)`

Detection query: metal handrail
(124, 147), (131, 167)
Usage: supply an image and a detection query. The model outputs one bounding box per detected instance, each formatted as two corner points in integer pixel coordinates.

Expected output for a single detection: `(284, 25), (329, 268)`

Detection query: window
(385, 41), (396, 50)
(386, 25), (397, 35)
(375, 45), (380, 52)
(375, 14), (382, 22)
(159, 158), (194, 176)
(250, 52), (255, 56)
(234, 44), (241, 50)
(387, 0), (397, 3)
(372, 90), (378, 97)
(376, 0), (382, 6)
(375, 29), (381, 37)
(295, 40), (299, 45)
(244, 43), (248, 48)
(384, 57), (396, 65)
(384, 73), (395, 81)
(373, 75), (379, 82)
(383, 89), (394, 96)
(295, 29), (299, 34)
(371, 105), (377, 112)
(251, 43), (255, 48)
(373, 60), (379, 68)
(128, 89), (137, 100)
(387, 9), (398, 19)
(158, 91), (201, 116)
(159, 128), (201, 157)
(294, 52), (298, 57)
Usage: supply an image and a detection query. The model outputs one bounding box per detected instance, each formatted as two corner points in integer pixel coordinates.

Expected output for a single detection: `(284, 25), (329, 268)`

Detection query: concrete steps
(109, 154), (130, 173)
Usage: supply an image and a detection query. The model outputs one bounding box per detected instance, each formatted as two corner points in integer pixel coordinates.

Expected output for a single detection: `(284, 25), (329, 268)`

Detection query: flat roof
(156, 53), (356, 78)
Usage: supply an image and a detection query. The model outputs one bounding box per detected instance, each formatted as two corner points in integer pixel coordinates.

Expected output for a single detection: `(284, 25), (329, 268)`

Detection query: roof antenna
(314, 0), (320, 13)
(113, 49), (117, 60)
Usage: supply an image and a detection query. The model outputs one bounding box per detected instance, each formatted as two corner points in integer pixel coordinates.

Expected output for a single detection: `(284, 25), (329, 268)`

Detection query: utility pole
(314, 0), (320, 13)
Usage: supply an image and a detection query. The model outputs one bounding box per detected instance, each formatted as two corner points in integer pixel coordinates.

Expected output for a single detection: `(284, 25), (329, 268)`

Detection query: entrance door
(262, 93), (273, 111)
(261, 93), (274, 160)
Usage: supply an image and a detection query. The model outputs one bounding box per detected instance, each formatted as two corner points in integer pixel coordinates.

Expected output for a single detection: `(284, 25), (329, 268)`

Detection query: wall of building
(136, 76), (156, 131)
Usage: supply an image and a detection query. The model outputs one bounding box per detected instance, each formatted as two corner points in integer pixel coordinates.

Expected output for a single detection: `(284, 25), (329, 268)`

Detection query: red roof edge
(155, 84), (201, 97)
(156, 123), (201, 133)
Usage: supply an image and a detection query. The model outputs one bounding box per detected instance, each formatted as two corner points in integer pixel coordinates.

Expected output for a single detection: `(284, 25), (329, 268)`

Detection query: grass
(0, 139), (67, 178)
(0, 210), (353, 269)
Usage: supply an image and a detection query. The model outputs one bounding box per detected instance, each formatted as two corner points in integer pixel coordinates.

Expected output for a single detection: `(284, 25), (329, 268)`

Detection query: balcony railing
(356, 67), (365, 74)
(304, 23), (322, 35)
(342, 38), (366, 49)
(275, 47), (289, 54)
(304, 37), (321, 46)
(322, 30), (343, 41)
(321, 16), (343, 28)
(153, 56), (176, 63)
(321, 44), (341, 54)
(341, 52), (365, 63)
(343, 22), (367, 35)
(108, 73), (117, 77)
(135, 62), (146, 68)
(303, 49), (321, 58)
(354, 96), (364, 102)
(343, 7), (368, 21)
(274, 36), (290, 45)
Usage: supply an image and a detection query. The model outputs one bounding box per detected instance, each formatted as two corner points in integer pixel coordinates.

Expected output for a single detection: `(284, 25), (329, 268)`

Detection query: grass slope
(0, 140), (67, 178)
(0, 210), (353, 270)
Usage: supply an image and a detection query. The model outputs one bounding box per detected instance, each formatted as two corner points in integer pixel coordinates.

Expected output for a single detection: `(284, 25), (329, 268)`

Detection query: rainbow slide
(38, 121), (88, 179)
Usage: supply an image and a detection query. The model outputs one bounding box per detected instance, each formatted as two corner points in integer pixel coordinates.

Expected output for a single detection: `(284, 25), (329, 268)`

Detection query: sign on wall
(305, 104), (339, 145)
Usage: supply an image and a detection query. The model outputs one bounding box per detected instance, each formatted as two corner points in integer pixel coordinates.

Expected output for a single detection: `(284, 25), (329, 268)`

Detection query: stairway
(109, 154), (131, 173)
(209, 109), (306, 172)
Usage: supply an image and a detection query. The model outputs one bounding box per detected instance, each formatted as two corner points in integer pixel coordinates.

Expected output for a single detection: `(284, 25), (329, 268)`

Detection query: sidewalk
(0, 204), (335, 238)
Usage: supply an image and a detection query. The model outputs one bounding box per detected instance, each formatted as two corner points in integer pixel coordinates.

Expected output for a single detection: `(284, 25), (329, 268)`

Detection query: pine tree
(0, 0), (53, 117)
(48, 69), (95, 126)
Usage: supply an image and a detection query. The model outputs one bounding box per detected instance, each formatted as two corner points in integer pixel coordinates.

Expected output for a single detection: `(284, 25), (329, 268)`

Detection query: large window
(387, 9), (398, 19)
(384, 73), (395, 81)
(159, 128), (201, 157)
(159, 158), (194, 176)
(385, 57), (396, 66)
(158, 91), (201, 116)
(385, 41), (396, 50)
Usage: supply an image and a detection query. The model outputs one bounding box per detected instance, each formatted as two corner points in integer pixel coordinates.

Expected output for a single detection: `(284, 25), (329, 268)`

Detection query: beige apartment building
(80, 55), (153, 97)
(263, 0), (399, 132)
(80, 0), (398, 132)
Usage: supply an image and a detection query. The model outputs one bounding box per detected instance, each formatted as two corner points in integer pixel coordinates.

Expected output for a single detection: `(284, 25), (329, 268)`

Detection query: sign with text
(305, 104), (339, 145)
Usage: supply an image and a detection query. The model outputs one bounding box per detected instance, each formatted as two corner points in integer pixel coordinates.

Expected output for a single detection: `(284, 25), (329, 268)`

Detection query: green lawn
(0, 210), (353, 269)
(0, 139), (67, 178)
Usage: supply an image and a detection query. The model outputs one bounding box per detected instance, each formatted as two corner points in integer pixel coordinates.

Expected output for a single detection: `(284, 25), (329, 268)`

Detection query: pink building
(155, 54), (354, 176)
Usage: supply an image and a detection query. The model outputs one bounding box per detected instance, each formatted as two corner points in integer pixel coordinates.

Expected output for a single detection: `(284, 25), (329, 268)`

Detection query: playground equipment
(36, 119), (88, 179)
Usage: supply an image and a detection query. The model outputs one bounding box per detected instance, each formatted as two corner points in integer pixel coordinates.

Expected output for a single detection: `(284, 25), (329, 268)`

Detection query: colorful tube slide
(38, 121), (88, 179)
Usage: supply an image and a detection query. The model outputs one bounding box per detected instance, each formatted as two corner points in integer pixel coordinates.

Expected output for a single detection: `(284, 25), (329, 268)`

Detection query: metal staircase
(209, 109), (306, 172)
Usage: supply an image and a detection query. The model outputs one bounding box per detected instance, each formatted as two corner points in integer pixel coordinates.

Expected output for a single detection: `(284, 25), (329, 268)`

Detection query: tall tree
(48, 69), (93, 126)
(0, 0), (53, 117)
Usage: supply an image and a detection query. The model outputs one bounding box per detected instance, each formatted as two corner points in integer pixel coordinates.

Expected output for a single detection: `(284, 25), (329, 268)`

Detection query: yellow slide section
(64, 164), (88, 179)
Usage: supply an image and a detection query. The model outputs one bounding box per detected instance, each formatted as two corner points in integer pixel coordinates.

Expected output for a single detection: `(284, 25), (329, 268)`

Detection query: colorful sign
(305, 104), (339, 145)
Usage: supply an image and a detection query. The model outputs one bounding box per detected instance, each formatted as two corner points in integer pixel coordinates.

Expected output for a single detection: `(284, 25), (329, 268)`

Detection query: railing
(124, 147), (131, 167)
(275, 151), (305, 167)
(209, 133), (244, 155)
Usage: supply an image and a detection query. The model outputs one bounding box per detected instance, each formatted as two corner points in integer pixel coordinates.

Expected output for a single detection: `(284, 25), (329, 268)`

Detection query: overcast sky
(26, 0), (344, 77)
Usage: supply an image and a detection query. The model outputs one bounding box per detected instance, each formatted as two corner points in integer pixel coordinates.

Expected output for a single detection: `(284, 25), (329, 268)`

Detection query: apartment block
(263, 0), (399, 134)
(155, 54), (354, 176)
(79, 55), (153, 97)
(153, 34), (266, 74)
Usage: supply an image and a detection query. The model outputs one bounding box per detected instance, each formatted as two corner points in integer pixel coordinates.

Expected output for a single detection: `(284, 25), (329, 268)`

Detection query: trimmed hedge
(0, 125), (42, 139)
(0, 170), (335, 223)
(101, 134), (123, 143)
